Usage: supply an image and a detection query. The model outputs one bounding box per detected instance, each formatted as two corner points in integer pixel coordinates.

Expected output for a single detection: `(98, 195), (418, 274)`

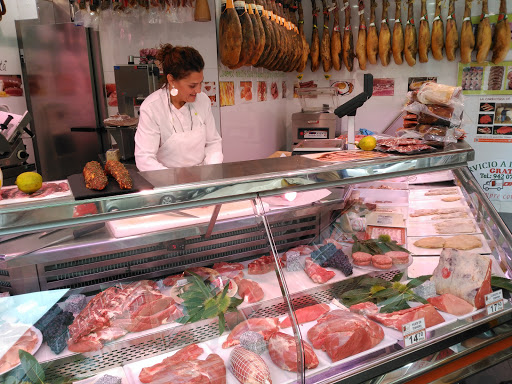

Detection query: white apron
(156, 102), (207, 168)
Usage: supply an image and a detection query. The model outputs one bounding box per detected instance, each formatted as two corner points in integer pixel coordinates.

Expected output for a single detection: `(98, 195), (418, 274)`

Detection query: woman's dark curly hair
(157, 43), (205, 81)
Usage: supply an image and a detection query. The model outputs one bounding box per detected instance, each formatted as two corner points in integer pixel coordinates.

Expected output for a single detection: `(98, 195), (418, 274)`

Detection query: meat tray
(408, 186), (464, 202)
(0, 180), (73, 206)
(355, 188), (409, 205)
(123, 342), (213, 384)
(406, 206), (474, 223)
(0, 325), (43, 376)
(349, 254), (413, 273)
(406, 171), (455, 184)
(407, 234), (491, 256)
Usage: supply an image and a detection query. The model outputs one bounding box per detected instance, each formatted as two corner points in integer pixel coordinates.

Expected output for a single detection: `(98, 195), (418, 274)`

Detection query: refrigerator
(15, 0), (109, 181)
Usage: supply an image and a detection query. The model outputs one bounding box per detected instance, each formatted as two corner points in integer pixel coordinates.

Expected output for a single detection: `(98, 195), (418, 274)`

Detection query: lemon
(358, 135), (377, 151)
(16, 172), (43, 194)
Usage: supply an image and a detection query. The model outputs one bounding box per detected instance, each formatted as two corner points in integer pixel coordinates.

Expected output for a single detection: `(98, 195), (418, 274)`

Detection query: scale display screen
(298, 128), (329, 139)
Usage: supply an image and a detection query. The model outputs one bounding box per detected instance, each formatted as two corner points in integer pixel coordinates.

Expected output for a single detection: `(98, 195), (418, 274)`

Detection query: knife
(0, 228), (65, 244)
(14, 222), (105, 258)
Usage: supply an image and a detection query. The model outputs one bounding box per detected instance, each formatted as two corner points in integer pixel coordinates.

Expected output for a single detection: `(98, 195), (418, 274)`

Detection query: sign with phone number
(402, 318), (427, 347)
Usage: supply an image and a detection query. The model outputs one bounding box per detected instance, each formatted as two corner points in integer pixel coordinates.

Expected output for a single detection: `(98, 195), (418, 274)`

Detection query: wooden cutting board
(67, 169), (153, 200)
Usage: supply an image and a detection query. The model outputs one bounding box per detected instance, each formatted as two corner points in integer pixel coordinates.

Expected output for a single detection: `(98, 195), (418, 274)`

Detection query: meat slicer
(0, 110), (34, 183)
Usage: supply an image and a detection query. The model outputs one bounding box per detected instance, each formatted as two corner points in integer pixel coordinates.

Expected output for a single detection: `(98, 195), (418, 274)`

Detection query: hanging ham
(297, 0), (310, 72)
(418, 0), (430, 63)
(492, 0), (511, 64)
(254, 0), (274, 67)
(266, 0), (286, 70)
(320, 0), (332, 71)
(404, 0), (417, 66)
(378, 0), (391, 66)
(230, 0), (256, 68)
(331, 3), (342, 71)
(247, 0), (265, 65)
(356, 0), (367, 69)
(476, 0), (491, 63)
(366, 0), (379, 65)
(310, 0), (321, 71)
(431, 0), (444, 61)
(445, 0), (459, 61)
(392, 0), (404, 65)
(342, 0), (355, 71)
(460, 0), (474, 64)
(219, 0), (243, 67)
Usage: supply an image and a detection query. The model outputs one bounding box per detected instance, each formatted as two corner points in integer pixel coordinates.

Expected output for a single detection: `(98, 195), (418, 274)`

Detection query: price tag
(485, 290), (504, 315)
(402, 318), (426, 347)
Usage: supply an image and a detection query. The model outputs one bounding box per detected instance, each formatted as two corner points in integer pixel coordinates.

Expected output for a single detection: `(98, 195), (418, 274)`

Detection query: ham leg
(476, 0), (491, 63)
(404, 0), (417, 66)
(320, 0), (332, 71)
(418, 0), (430, 63)
(331, 2), (342, 71)
(297, 0), (310, 72)
(310, 0), (321, 71)
(378, 0), (391, 66)
(445, 0), (459, 61)
(219, 0), (243, 67)
(342, 0), (355, 71)
(492, 0), (511, 64)
(366, 0), (379, 64)
(431, 0), (444, 60)
(460, 0), (474, 64)
(356, 0), (367, 69)
(392, 0), (404, 65)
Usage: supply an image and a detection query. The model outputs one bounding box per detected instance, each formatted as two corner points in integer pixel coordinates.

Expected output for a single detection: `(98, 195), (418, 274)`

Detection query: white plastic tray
(408, 186), (463, 202)
(406, 218), (481, 237)
(407, 234), (492, 256)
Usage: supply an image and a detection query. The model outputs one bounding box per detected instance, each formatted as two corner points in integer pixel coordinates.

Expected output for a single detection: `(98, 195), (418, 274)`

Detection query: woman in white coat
(135, 44), (223, 171)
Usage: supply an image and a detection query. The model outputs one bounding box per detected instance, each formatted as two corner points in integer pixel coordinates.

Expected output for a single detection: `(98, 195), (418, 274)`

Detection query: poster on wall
(329, 80), (354, 96)
(257, 81), (267, 102)
(282, 81), (287, 99)
(458, 62), (512, 95)
(474, 98), (512, 143)
(219, 81), (234, 107)
(372, 78), (394, 96)
(238, 81), (253, 103)
(0, 75), (23, 97)
(269, 81), (279, 100)
(202, 82), (217, 107)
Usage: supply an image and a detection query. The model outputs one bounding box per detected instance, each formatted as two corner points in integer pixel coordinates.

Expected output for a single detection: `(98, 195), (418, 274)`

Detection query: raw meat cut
(144, 353), (226, 384)
(236, 278), (264, 303)
(163, 272), (186, 287)
(229, 346), (272, 384)
(392, 0), (404, 65)
(366, 0), (378, 65)
(432, 249), (492, 308)
(431, 0), (444, 61)
(222, 317), (279, 348)
(248, 255), (284, 275)
(444, 235), (482, 250)
(307, 310), (384, 362)
(368, 304), (445, 330)
(427, 294), (475, 316)
(404, 0), (417, 66)
(282, 245), (314, 261)
(304, 257), (335, 284)
(414, 237), (445, 249)
(186, 267), (220, 281)
(418, 0), (430, 63)
(342, 1), (354, 71)
(445, 0), (459, 61)
(349, 302), (379, 316)
(441, 196), (461, 202)
(219, 0), (242, 67)
(496, 126), (512, 134)
(268, 332), (319, 372)
(492, 0), (510, 64)
(476, 0), (491, 63)
(68, 281), (181, 352)
(425, 188), (458, 196)
(460, 0), (475, 64)
(279, 303), (330, 328)
(139, 344), (204, 383)
(0, 326), (39, 374)
(356, 0), (367, 70)
(213, 262), (245, 280)
(410, 207), (464, 217)
(378, 0), (391, 66)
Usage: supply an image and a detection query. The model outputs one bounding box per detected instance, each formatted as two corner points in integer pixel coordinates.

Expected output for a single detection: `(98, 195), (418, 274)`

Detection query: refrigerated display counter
(1, 141), (512, 384)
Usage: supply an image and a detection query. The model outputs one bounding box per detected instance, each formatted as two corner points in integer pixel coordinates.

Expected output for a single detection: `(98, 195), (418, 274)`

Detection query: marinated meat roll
(105, 160), (133, 190)
(83, 161), (108, 191)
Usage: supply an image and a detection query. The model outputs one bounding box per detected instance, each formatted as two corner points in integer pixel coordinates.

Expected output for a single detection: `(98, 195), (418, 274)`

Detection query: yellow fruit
(358, 136), (377, 151)
(16, 172), (43, 194)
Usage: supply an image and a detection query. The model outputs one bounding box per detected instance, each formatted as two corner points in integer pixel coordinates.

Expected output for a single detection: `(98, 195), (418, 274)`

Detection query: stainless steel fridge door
(18, 23), (104, 181)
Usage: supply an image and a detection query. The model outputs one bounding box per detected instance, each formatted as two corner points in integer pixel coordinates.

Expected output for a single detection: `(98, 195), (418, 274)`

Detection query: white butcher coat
(135, 89), (223, 171)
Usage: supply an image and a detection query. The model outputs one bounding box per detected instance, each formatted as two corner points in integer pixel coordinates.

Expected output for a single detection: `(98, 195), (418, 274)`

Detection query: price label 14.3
(402, 318), (427, 347)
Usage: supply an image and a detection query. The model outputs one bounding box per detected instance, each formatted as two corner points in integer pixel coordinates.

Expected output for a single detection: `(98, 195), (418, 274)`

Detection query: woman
(135, 44), (223, 171)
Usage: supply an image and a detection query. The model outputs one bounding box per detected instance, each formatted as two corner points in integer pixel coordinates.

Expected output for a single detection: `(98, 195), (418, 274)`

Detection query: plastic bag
(415, 82), (462, 106)
(404, 101), (463, 127)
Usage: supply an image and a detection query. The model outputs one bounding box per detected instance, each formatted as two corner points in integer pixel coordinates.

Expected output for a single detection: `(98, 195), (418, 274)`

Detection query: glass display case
(1, 141), (512, 384)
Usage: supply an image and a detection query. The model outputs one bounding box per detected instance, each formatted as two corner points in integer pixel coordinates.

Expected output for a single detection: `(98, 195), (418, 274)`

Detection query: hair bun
(156, 43), (174, 63)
